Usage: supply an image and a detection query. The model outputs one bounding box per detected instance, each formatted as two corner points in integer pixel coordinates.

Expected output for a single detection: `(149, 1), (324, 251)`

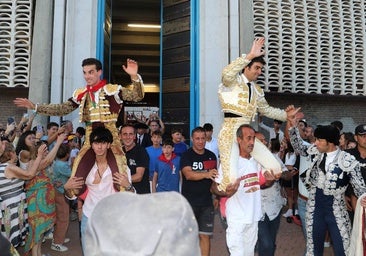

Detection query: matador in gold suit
(14, 58), (144, 194)
(218, 38), (288, 191)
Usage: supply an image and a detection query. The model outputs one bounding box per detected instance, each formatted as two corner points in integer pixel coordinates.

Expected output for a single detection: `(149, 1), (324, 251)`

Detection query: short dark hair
(171, 128), (183, 134)
(90, 127), (113, 144)
(162, 139), (174, 147)
(191, 126), (205, 137)
(151, 130), (162, 137)
(120, 124), (136, 134)
(47, 122), (59, 130)
(56, 144), (70, 159)
(82, 58), (103, 71)
(76, 126), (86, 136)
(203, 123), (213, 131)
(247, 56), (266, 68)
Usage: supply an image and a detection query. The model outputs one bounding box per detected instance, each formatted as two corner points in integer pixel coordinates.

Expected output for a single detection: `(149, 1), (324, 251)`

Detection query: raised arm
(222, 37), (265, 87)
(5, 144), (47, 180)
(14, 98), (78, 117)
(120, 58), (145, 101)
(38, 133), (66, 170)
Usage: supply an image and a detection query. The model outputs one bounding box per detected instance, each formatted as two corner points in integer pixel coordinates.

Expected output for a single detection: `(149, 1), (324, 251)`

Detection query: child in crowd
(171, 128), (188, 157)
(68, 135), (80, 169)
(51, 144), (72, 252)
(152, 139), (181, 192)
(146, 130), (162, 180)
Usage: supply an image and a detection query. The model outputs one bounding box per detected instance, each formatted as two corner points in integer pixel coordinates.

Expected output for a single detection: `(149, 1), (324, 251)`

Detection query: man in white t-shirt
(211, 124), (277, 256)
(203, 123), (219, 160)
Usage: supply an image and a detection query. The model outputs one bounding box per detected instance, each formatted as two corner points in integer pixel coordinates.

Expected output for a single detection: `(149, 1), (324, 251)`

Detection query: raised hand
(247, 37), (265, 60)
(122, 58), (138, 79)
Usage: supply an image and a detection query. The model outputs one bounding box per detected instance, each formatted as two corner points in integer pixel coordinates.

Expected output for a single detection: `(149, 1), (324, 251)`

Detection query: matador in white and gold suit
(218, 38), (288, 191)
(14, 58), (144, 195)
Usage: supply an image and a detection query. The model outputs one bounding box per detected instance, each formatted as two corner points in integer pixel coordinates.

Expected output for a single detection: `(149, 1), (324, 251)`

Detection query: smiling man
(14, 58), (144, 194)
(180, 126), (218, 256)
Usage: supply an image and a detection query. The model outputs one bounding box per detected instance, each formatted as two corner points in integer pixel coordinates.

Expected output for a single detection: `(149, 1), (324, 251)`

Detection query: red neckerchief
(158, 153), (176, 169)
(76, 79), (107, 106)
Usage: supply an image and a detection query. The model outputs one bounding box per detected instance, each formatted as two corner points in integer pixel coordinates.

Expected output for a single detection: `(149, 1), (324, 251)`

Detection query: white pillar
(28, 0), (54, 126)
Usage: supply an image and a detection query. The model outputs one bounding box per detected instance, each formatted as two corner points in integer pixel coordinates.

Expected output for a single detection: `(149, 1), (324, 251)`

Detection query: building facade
(0, 0), (365, 134)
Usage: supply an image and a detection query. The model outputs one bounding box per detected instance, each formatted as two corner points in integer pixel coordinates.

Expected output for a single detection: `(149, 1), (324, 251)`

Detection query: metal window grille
(253, 0), (366, 95)
(0, 0), (33, 87)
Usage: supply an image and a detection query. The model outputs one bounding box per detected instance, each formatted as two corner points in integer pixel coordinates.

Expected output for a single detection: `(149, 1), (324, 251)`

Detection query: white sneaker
(282, 209), (293, 218)
(52, 238), (70, 244)
(51, 243), (68, 252)
(324, 241), (331, 248)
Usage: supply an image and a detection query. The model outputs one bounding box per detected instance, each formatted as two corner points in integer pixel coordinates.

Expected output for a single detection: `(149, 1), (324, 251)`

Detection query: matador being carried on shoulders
(14, 58), (144, 195)
(218, 37), (300, 191)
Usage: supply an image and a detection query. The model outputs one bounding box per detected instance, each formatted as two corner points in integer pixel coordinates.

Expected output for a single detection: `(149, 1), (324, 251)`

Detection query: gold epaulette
(72, 88), (86, 101)
(104, 83), (120, 95)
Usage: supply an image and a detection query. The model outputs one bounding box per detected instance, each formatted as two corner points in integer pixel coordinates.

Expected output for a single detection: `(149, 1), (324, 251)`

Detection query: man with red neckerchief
(14, 58), (144, 195)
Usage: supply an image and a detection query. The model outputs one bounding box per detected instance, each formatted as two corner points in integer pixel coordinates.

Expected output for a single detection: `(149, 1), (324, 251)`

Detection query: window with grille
(252, 0), (366, 96)
(0, 0), (33, 88)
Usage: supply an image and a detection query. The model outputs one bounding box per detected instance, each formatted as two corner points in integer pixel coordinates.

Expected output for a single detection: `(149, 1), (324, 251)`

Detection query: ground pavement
(33, 210), (335, 256)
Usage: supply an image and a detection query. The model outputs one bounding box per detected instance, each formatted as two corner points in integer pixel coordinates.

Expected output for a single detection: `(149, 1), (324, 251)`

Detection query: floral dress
(23, 167), (55, 254)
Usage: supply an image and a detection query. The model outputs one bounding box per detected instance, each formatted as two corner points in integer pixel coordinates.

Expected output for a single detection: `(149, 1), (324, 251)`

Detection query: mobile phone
(36, 124), (43, 133)
(7, 117), (15, 125)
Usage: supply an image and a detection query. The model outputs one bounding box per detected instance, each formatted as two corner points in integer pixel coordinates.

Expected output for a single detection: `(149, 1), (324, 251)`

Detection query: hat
(134, 123), (149, 130)
(355, 124), (366, 135)
(314, 125), (340, 145)
(84, 192), (199, 256)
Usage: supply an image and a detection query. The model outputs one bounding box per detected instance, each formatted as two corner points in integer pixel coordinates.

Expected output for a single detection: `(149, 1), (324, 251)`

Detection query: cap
(355, 124), (366, 135)
(314, 125), (340, 145)
(84, 192), (199, 256)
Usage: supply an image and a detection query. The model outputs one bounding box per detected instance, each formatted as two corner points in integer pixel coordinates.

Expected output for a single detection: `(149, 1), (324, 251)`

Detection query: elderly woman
(0, 141), (46, 248)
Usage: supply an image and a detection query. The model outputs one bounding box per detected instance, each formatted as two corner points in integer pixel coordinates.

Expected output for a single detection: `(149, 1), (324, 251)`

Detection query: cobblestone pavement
(23, 210), (335, 256)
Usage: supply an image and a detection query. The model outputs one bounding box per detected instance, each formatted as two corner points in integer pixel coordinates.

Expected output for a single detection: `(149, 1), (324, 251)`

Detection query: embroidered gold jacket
(219, 55), (286, 122)
(36, 79), (144, 124)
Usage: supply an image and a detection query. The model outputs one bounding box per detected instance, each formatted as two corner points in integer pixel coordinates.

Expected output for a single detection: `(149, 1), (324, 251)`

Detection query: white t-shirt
(217, 156), (262, 223)
(205, 137), (219, 160)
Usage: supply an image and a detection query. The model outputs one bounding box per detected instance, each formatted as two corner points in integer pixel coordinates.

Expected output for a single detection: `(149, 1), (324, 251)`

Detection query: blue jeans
(297, 196), (307, 238)
(257, 212), (281, 256)
(80, 213), (88, 255)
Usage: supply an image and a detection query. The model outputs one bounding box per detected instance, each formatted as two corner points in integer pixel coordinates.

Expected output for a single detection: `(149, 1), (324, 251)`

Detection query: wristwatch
(125, 184), (134, 191)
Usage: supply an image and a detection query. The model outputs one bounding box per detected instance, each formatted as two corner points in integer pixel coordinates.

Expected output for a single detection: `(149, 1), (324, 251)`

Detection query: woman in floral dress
(0, 141), (45, 248)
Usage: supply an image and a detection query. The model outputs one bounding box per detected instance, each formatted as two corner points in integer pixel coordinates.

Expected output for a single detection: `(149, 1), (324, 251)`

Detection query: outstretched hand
(122, 58), (138, 79)
(247, 37), (265, 60)
(13, 98), (35, 110)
